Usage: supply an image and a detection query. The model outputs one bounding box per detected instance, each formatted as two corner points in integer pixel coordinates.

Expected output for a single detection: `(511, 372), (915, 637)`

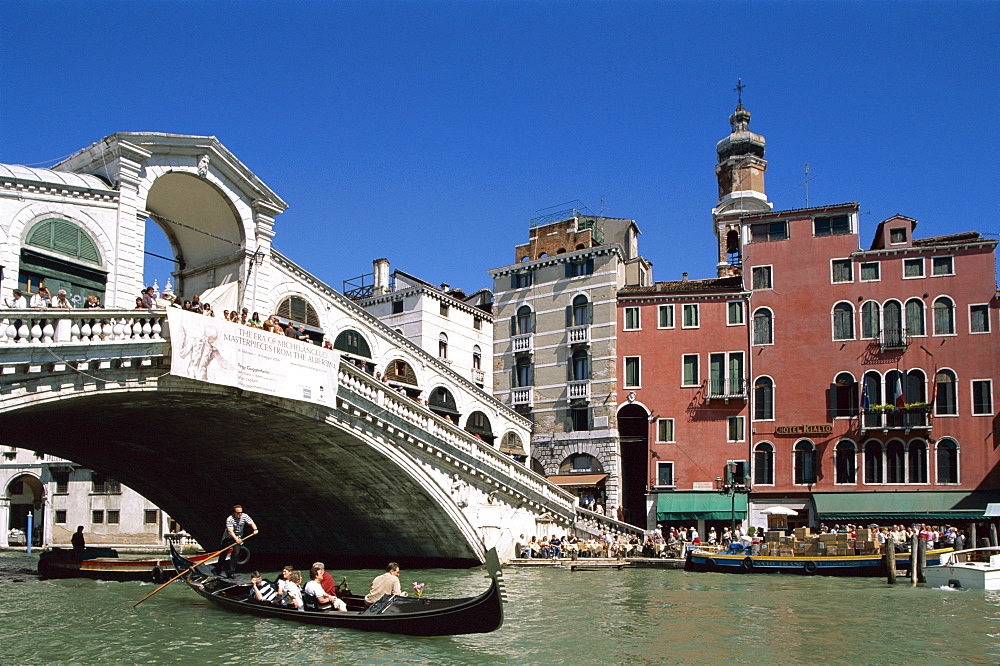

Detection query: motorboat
(924, 546), (1000, 590)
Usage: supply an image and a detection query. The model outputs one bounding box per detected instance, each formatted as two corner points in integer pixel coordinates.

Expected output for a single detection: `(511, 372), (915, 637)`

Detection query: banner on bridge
(167, 308), (338, 407)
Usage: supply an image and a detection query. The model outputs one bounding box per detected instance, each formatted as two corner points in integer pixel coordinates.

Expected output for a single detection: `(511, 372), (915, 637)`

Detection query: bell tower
(713, 81), (772, 277)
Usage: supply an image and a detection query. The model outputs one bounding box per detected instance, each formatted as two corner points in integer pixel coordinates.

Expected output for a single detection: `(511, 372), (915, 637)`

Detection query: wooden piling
(991, 523), (998, 547)
(969, 523), (978, 551)
(916, 537), (927, 584)
(885, 542), (897, 584)
(910, 533), (919, 585)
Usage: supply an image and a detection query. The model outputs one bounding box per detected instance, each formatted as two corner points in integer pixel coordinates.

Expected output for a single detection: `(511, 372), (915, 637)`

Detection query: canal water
(2, 551), (999, 664)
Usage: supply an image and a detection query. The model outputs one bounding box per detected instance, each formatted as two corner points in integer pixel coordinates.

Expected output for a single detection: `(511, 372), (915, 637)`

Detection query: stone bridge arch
(0, 378), (485, 566)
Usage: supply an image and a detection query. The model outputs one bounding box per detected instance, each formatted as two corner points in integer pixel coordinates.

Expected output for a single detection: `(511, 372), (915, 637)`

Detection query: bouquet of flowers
(412, 582), (426, 598)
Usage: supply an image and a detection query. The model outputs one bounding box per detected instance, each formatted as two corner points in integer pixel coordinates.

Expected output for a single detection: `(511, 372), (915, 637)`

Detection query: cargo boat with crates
(684, 526), (953, 577)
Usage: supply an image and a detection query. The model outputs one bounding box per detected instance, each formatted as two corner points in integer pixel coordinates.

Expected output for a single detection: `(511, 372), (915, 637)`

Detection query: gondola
(38, 546), (218, 582)
(168, 542), (505, 636)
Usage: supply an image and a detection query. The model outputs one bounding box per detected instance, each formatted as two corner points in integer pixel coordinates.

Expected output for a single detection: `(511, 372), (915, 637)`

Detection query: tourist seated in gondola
(249, 571), (278, 604)
(277, 568), (304, 610)
(304, 565), (347, 611)
(365, 562), (407, 605)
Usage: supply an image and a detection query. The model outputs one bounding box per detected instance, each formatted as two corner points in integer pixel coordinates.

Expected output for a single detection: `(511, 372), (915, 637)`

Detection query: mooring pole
(885, 539), (897, 584)
(990, 523), (998, 547)
(910, 533), (919, 585)
(916, 537), (927, 584)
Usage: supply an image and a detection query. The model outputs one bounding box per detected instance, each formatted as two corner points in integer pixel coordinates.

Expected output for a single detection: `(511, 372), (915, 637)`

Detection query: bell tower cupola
(713, 80), (772, 277)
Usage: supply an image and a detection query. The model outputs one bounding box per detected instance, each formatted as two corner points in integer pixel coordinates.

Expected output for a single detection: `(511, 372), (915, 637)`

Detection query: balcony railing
(861, 407), (931, 431)
(703, 377), (747, 400)
(512, 334), (532, 353)
(879, 328), (908, 351)
(568, 325), (589, 344)
(567, 380), (589, 400)
(1, 309), (167, 345)
(512, 387), (532, 405)
(471, 368), (485, 384)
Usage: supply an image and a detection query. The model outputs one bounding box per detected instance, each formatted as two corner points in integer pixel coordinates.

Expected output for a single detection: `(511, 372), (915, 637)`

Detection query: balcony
(879, 328), (908, 351)
(703, 377), (747, 402)
(568, 325), (589, 344)
(512, 388), (532, 406)
(472, 368), (485, 385)
(861, 406), (931, 432)
(512, 334), (532, 353)
(567, 380), (589, 400)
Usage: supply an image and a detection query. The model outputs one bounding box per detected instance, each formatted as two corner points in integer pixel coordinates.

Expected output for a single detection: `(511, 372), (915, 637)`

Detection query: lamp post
(716, 460), (752, 536)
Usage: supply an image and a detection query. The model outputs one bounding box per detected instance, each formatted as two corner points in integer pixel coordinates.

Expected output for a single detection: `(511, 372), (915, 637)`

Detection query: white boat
(924, 547), (1000, 590)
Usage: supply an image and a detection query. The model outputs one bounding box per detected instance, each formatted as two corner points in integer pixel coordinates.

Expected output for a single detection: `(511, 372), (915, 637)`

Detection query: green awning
(813, 491), (1000, 521)
(656, 492), (747, 522)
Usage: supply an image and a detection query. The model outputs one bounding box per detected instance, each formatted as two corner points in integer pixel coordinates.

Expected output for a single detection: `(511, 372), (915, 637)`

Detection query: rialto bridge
(0, 133), (637, 565)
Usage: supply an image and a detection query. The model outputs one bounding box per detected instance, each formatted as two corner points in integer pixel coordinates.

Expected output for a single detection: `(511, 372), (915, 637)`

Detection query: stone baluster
(30, 319), (44, 344)
(70, 318), (82, 342)
(151, 317), (162, 340)
(112, 318), (126, 341)
(0, 319), (8, 344)
(132, 318), (144, 340)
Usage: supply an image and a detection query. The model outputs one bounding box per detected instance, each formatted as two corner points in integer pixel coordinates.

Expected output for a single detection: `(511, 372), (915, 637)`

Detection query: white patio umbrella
(760, 506), (799, 516)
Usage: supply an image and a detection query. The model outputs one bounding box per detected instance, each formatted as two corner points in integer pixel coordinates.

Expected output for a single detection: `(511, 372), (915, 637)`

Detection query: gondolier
(214, 505), (258, 578)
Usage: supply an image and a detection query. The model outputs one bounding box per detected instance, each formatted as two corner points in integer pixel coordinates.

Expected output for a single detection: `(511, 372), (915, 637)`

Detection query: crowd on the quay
(516, 532), (664, 559)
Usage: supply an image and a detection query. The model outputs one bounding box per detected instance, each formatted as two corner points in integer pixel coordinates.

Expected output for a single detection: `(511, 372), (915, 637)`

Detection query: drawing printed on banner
(167, 308), (338, 407)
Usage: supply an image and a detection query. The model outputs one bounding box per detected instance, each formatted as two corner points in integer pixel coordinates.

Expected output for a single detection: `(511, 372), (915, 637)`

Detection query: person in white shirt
(29, 287), (50, 308)
(304, 565), (347, 611)
(51, 289), (72, 309)
(5, 289), (27, 308)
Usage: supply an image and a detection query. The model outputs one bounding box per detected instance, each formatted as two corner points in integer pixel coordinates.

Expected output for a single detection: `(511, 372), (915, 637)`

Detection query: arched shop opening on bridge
(546, 454), (607, 510)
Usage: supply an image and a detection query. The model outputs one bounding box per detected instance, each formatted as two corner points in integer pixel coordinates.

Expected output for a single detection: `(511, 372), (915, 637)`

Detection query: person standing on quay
(215, 505), (257, 578)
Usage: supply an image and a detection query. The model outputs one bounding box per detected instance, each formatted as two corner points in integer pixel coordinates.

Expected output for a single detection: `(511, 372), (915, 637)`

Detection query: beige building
(489, 206), (651, 521)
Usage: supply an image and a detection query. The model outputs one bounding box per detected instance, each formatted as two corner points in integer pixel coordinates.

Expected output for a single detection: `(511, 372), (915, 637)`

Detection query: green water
(2, 552), (998, 664)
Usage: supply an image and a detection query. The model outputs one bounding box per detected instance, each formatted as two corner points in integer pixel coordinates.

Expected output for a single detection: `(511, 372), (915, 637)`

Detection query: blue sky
(3, 1), (998, 295)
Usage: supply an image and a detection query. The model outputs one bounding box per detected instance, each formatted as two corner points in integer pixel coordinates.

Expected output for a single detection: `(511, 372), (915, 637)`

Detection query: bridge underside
(0, 382), (482, 568)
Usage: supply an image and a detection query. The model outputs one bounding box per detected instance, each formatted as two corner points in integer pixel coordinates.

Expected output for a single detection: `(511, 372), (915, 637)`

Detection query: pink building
(616, 102), (1000, 533)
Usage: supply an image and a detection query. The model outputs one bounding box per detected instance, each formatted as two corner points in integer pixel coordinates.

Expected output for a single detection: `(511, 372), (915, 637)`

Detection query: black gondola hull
(168, 543), (504, 636)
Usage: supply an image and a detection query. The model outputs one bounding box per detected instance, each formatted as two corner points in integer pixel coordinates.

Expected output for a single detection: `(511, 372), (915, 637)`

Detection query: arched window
(885, 370), (904, 409)
(472, 345), (482, 370)
(831, 372), (859, 418)
(933, 296), (955, 335)
(571, 295), (590, 327)
(886, 440), (905, 484)
(864, 440), (883, 484)
(862, 371), (883, 427)
(754, 442), (774, 485)
(835, 440), (856, 484)
(514, 305), (533, 335)
(861, 301), (881, 339)
(833, 302), (854, 340)
(21, 217), (107, 304)
(501, 432), (525, 455)
(277, 295), (321, 327)
(438, 333), (448, 360)
(334, 329), (372, 357)
(570, 349), (589, 381)
(754, 377), (774, 420)
(908, 440), (928, 483)
(26, 218), (102, 265)
(559, 453), (604, 474)
(904, 369), (927, 427)
(935, 369), (957, 415)
(905, 298), (925, 337)
(883, 300), (903, 346)
(936, 439), (959, 484)
(514, 356), (533, 387)
(464, 411), (494, 444)
(794, 440), (816, 485)
(385, 358), (418, 386)
(428, 386), (459, 422)
(752, 308), (773, 345)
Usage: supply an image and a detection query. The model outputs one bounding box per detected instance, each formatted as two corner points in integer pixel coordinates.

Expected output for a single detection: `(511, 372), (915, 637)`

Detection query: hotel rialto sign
(775, 424), (834, 435)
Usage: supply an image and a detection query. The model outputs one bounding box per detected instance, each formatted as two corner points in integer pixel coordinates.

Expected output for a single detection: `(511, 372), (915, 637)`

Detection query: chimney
(440, 283), (449, 292)
(682, 272), (689, 281)
(373, 258), (390, 295)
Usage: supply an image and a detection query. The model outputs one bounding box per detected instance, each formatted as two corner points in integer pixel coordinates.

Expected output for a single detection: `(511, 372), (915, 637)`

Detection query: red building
(617, 102), (1000, 534)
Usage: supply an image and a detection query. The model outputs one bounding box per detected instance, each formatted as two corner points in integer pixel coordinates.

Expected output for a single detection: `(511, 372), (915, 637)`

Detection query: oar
(132, 532), (257, 609)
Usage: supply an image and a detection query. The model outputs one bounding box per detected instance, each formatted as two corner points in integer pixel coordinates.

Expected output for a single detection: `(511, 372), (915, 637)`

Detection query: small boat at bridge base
(38, 546), (219, 582)
(167, 542), (505, 636)
(685, 543), (953, 577)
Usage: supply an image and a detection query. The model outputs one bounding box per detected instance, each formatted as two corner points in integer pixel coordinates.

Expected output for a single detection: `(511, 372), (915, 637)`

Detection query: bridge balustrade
(1, 309), (168, 345)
